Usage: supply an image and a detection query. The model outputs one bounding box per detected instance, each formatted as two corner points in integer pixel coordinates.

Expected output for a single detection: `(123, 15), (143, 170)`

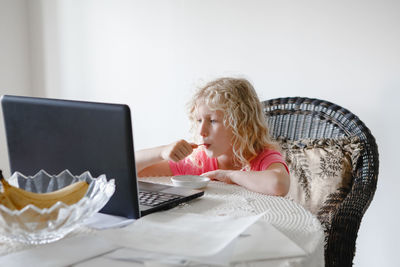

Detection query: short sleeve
(251, 149), (289, 174)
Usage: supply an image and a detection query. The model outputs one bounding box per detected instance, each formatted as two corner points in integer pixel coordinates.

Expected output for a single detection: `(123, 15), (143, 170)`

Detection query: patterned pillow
(277, 137), (363, 226)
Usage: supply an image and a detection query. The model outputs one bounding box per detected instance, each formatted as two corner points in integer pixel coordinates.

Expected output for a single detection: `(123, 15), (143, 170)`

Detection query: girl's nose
(199, 123), (208, 137)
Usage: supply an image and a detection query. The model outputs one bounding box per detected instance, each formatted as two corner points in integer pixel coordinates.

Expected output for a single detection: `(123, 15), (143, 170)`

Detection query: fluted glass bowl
(0, 170), (115, 244)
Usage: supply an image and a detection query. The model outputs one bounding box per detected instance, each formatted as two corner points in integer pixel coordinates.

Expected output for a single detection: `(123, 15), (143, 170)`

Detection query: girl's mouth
(200, 143), (211, 149)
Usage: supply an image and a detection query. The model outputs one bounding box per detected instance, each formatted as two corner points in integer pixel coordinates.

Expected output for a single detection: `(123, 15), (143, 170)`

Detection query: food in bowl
(0, 171), (88, 210)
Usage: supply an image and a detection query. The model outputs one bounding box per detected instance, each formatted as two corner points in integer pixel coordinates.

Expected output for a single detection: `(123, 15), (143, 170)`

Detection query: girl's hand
(202, 170), (235, 184)
(161, 139), (197, 162)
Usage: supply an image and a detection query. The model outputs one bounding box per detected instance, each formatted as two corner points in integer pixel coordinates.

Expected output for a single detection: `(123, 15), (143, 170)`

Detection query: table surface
(0, 177), (324, 266)
(140, 177), (325, 267)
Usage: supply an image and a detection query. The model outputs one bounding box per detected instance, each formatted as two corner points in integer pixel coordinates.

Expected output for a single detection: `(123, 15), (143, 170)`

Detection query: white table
(138, 177), (324, 267)
(0, 177), (324, 266)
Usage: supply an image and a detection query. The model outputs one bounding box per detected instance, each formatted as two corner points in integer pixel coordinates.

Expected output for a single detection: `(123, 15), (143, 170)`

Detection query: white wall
(0, 0), (32, 177)
(1, 0), (399, 266)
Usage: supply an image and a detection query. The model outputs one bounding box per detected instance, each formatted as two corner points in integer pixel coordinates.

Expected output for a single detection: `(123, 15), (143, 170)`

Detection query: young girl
(136, 77), (290, 196)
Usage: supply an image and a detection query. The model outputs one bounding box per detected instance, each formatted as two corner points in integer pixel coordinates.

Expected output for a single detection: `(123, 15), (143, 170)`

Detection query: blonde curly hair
(187, 77), (279, 169)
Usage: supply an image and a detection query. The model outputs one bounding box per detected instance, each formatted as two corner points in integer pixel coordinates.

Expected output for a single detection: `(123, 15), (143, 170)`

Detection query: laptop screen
(1, 95), (140, 219)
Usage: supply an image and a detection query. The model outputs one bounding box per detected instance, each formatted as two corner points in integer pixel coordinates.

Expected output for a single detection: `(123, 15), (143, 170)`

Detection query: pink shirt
(169, 148), (289, 176)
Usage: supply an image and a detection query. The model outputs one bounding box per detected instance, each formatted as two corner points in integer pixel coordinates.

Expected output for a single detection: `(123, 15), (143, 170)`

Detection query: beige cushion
(277, 137), (363, 218)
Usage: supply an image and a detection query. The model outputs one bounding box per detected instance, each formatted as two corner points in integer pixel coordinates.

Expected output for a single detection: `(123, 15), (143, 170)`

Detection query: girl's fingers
(175, 150), (186, 161)
(178, 145), (189, 156)
(180, 142), (194, 157)
(166, 139), (195, 161)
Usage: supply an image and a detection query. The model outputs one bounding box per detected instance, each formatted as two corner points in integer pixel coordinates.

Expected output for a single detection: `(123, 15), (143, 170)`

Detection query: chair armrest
(325, 173), (377, 267)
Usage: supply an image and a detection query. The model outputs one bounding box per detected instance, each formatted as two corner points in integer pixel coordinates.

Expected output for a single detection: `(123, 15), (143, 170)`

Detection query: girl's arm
(202, 163), (290, 196)
(136, 139), (196, 177)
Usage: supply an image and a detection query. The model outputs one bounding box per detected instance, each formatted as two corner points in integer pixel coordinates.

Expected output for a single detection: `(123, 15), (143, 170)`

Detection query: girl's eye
(210, 119), (217, 124)
(196, 119), (202, 123)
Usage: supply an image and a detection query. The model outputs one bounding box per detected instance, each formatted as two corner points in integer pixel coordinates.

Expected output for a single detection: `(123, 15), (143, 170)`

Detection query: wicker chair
(263, 97), (379, 267)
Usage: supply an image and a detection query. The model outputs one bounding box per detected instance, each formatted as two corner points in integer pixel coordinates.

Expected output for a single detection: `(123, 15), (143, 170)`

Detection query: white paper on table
(184, 238), (236, 266)
(231, 220), (307, 262)
(98, 240), (236, 267)
(76, 221), (305, 267)
(0, 234), (119, 267)
(83, 212), (135, 230)
(100, 211), (264, 258)
(72, 255), (144, 267)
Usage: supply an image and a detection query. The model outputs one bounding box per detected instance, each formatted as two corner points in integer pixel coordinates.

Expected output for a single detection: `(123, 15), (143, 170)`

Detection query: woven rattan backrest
(263, 97), (379, 267)
(264, 98), (355, 139)
(263, 97), (378, 186)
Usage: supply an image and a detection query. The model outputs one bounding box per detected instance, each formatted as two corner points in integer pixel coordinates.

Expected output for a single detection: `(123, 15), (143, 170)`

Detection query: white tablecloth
(0, 178), (324, 266)
(139, 177), (324, 267)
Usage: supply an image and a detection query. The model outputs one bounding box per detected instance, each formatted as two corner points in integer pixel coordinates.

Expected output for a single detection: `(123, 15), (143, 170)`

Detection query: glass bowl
(0, 170), (115, 244)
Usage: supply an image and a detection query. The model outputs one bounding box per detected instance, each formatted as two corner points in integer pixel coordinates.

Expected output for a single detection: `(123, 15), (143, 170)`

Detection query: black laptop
(1, 95), (204, 219)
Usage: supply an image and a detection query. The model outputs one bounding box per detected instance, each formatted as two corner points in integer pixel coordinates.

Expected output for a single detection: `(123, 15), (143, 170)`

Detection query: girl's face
(194, 103), (234, 159)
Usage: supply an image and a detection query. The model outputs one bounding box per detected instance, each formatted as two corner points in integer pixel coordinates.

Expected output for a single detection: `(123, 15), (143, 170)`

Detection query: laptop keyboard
(139, 191), (181, 207)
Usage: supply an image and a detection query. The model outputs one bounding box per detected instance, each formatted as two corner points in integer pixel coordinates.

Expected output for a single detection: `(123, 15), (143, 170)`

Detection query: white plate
(171, 175), (210, 189)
